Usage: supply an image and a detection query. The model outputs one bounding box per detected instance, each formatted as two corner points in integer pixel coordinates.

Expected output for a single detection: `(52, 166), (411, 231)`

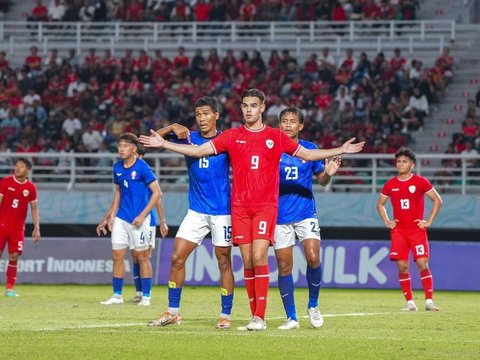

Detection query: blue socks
(168, 286), (182, 308)
(133, 263), (142, 293)
(221, 292), (234, 316)
(278, 274), (297, 321)
(112, 277), (123, 296)
(307, 265), (322, 309)
(141, 278), (152, 298)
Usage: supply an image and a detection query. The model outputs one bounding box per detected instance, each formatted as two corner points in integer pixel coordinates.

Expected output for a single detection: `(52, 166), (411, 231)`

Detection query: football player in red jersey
(377, 147), (443, 312)
(0, 158), (40, 297)
(140, 89), (364, 330)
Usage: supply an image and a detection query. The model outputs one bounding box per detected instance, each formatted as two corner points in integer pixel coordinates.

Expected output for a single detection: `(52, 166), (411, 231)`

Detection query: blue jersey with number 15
(172, 131), (230, 215)
(277, 140), (325, 224)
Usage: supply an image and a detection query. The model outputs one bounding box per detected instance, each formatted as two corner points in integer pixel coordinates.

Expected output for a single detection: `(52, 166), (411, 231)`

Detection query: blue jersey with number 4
(277, 140), (325, 224)
(172, 131), (230, 215)
(113, 157), (157, 223)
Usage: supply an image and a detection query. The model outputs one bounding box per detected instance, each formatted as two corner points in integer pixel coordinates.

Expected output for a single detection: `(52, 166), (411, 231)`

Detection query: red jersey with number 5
(0, 176), (37, 230)
(381, 174), (433, 230)
(210, 125), (300, 207)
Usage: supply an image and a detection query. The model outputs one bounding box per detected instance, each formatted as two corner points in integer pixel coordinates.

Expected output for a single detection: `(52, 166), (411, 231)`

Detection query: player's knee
(306, 254), (320, 268)
(276, 259), (292, 275)
(217, 256), (231, 273)
(171, 253), (187, 269)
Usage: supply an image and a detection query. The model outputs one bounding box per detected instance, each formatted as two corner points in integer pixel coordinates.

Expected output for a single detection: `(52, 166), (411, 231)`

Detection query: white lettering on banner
(182, 244), (389, 286)
(333, 247), (357, 284)
(358, 247), (389, 284)
(0, 260), (46, 272)
(44, 258), (130, 273)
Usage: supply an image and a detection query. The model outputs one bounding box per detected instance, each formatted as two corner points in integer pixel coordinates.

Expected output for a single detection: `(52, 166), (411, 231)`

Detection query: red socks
(420, 268), (434, 299)
(253, 265), (270, 320)
(244, 268), (256, 316)
(398, 272), (413, 301)
(6, 260), (18, 290)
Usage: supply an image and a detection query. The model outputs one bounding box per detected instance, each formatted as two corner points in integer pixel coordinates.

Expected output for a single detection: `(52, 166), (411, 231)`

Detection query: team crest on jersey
(266, 139), (274, 149)
(131, 170), (137, 180)
(23, 189), (29, 197)
(408, 185), (416, 193)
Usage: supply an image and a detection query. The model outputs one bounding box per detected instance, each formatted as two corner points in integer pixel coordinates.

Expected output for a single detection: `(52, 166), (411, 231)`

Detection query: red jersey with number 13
(210, 125), (300, 207)
(381, 174), (433, 230)
(0, 176), (37, 230)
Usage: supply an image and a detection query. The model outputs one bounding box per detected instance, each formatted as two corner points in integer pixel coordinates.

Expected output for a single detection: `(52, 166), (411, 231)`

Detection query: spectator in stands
(79, 0), (96, 22)
(170, 0), (191, 21)
(461, 141), (479, 169)
(463, 116), (480, 143)
(194, 0), (211, 21)
(362, 0), (381, 20)
(82, 122), (104, 152)
(1, 110), (21, 145)
(62, 110), (82, 140)
(48, 0), (66, 22)
(30, 0), (49, 22)
(404, 87), (428, 126)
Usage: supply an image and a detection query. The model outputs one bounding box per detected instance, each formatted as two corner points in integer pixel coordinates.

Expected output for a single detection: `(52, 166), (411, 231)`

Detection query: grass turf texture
(1, 285), (479, 359)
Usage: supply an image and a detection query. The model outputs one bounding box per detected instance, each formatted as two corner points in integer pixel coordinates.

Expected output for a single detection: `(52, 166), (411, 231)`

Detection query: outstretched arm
(296, 137), (364, 161)
(316, 157), (341, 187)
(156, 123), (191, 142)
(139, 130), (214, 158)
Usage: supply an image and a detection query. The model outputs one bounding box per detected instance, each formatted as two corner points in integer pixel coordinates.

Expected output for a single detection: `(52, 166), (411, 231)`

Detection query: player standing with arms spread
(0, 158), (40, 297)
(140, 89), (364, 330)
(377, 147), (442, 311)
(97, 133), (161, 306)
(274, 107), (341, 330)
(147, 97), (234, 330)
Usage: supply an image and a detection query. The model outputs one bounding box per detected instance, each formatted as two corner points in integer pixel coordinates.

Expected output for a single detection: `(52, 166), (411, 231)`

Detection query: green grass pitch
(1, 285), (479, 359)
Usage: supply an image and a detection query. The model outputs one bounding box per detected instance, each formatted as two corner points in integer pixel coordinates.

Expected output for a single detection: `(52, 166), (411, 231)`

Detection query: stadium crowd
(27, 0), (418, 23)
(0, 43), (455, 171)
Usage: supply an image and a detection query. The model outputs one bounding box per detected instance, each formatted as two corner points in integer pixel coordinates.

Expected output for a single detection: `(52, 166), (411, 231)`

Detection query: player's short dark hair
(194, 96), (220, 113)
(279, 106), (305, 124)
(136, 145), (146, 157)
(395, 147), (416, 163)
(119, 132), (139, 147)
(242, 88), (266, 104)
(16, 158), (33, 169)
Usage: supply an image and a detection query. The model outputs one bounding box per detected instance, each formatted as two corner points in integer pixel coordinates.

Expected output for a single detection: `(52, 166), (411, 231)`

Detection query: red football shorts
(0, 223), (25, 255)
(231, 204), (277, 246)
(389, 229), (429, 261)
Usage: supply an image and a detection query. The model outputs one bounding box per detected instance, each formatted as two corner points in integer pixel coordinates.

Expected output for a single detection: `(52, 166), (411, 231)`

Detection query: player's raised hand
(32, 228), (41, 242)
(325, 157), (342, 176)
(171, 123), (191, 143)
(159, 222), (169, 238)
(96, 220), (108, 236)
(342, 137), (365, 154)
(139, 130), (165, 148)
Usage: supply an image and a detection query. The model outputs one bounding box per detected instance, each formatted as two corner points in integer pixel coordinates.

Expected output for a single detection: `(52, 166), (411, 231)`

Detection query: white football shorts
(148, 225), (156, 249)
(111, 215), (151, 251)
(176, 209), (232, 247)
(274, 218), (321, 250)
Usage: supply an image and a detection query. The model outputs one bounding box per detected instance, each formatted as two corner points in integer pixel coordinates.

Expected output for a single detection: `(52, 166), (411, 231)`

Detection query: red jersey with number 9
(0, 176), (37, 230)
(210, 125), (300, 207)
(381, 174), (433, 230)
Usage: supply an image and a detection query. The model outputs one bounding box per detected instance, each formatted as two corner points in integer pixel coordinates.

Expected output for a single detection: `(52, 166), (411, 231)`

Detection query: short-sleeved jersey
(210, 125), (301, 207)
(113, 158), (156, 224)
(171, 131), (230, 215)
(0, 176), (37, 230)
(381, 173), (433, 230)
(277, 140), (325, 224)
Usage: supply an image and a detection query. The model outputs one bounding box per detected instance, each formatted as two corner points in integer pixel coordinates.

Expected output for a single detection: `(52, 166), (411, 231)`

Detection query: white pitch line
(26, 312), (398, 332)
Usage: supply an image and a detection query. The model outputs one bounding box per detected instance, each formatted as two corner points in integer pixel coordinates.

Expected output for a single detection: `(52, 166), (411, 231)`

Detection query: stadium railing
(0, 20), (454, 60)
(1, 152), (478, 195)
